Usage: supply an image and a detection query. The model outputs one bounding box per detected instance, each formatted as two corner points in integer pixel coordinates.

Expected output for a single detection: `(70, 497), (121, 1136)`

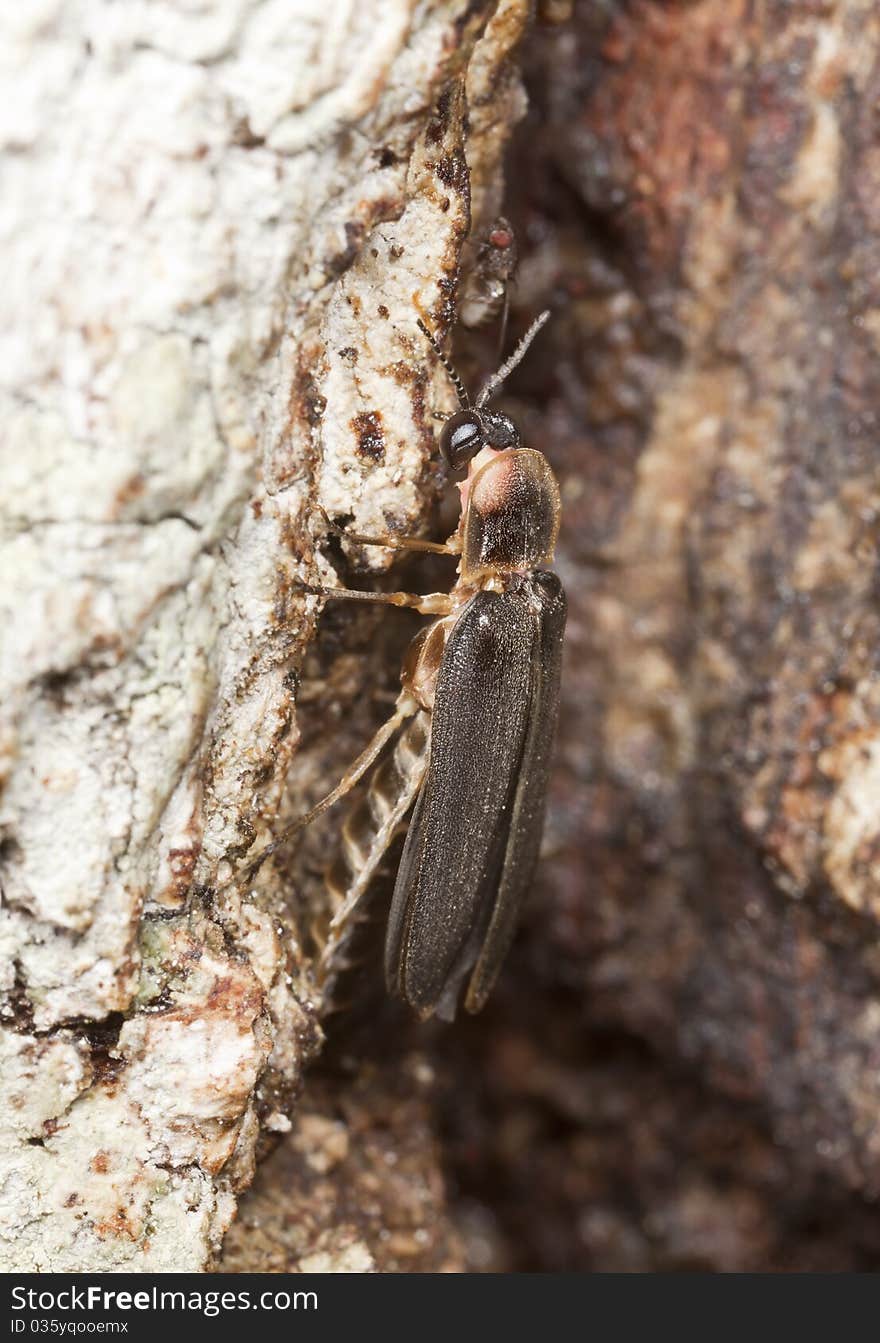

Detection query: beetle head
(419, 309), (549, 470)
(439, 407), (521, 469)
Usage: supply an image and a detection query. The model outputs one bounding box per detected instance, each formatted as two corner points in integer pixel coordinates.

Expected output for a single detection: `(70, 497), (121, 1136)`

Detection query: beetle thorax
(458, 447), (561, 584)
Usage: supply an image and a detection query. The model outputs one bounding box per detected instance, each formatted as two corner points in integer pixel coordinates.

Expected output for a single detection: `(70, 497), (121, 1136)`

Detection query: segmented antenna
(417, 318), (470, 408)
(476, 309), (550, 409)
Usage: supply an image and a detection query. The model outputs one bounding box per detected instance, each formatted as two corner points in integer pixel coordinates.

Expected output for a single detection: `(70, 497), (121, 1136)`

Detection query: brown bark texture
(8, 0), (880, 1275)
(229, 0), (880, 1272)
(426, 0), (880, 1270)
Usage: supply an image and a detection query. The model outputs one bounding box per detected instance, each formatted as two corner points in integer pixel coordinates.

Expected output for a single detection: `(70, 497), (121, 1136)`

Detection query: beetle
(231, 311), (565, 1021)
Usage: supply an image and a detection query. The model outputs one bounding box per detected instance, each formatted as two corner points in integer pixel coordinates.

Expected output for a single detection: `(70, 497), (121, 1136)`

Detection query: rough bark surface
(228, 0), (880, 1273)
(8, 0), (880, 1276)
(1, 0), (527, 1272)
(427, 0), (880, 1270)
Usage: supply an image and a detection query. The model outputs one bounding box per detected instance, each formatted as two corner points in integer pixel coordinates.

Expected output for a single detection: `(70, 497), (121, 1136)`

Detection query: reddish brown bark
(227, 0), (880, 1272)
(441, 0), (880, 1268)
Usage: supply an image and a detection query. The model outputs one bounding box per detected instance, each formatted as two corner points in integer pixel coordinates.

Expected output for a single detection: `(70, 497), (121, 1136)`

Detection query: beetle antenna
(417, 318), (470, 409)
(476, 309), (550, 409)
(495, 286), (511, 367)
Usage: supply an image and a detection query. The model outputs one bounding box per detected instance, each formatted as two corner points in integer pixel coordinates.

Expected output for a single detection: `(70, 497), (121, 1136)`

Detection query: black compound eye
(439, 408), (485, 469)
(481, 411), (521, 450)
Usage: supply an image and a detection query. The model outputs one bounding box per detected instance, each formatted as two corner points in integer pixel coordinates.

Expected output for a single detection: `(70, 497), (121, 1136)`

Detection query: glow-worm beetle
(234, 311), (564, 1021)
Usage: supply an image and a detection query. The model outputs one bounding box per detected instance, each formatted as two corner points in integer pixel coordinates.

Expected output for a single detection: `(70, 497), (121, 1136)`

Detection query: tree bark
(418, 0), (880, 1271)
(8, 0), (880, 1277)
(535, 0), (880, 1206)
(227, 0), (880, 1275)
(1, 0), (527, 1272)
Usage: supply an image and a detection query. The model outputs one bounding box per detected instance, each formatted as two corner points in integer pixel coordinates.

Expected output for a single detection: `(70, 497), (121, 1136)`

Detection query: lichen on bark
(0, 0), (528, 1272)
(9, 0), (878, 1277)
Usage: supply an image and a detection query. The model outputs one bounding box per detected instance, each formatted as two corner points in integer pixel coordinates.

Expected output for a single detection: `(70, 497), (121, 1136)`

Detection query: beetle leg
(320, 508), (460, 555)
(304, 584), (454, 616)
(334, 529), (459, 556)
(224, 691), (421, 890)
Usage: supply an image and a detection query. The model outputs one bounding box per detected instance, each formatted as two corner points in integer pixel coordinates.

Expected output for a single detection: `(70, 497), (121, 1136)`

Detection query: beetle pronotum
(232, 310), (565, 1021)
